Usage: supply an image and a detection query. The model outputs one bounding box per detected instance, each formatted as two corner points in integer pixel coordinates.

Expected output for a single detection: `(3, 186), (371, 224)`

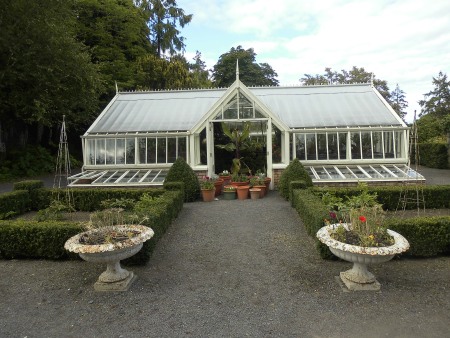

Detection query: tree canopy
(212, 46), (279, 87)
(390, 84), (408, 120)
(419, 71), (450, 118)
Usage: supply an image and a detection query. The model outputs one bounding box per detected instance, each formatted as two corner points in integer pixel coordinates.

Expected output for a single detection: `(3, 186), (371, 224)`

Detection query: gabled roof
(86, 83), (405, 135)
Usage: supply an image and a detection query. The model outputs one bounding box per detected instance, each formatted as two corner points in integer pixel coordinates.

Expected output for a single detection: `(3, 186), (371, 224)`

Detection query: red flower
(329, 211), (337, 219)
(359, 216), (367, 222)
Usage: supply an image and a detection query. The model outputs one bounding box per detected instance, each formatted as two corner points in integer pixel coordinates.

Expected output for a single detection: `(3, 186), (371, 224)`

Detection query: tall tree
(0, 0), (102, 149)
(189, 51), (213, 88)
(137, 0), (193, 57)
(74, 0), (153, 93)
(301, 66), (391, 105)
(390, 84), (408, 120)
(418, 71), (450, 117)
(212, 46), (279, 87)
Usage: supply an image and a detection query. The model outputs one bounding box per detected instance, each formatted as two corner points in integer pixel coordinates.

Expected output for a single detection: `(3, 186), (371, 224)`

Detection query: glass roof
(68, 169), (168, 186)
(307, 165), (425, 183)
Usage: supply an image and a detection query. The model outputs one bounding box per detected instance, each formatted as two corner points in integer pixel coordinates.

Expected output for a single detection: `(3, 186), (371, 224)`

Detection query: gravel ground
(1, 192), (449, 338)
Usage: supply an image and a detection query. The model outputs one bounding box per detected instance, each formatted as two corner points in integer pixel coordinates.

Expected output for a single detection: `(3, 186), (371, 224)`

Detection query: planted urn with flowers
(64, 200), (154, 292)
(316, 183), (409, 291)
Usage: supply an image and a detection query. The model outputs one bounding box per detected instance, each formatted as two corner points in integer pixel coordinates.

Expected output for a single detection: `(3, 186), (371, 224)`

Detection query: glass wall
(294, 129), (407, 162)
(86, 136), (187, 166)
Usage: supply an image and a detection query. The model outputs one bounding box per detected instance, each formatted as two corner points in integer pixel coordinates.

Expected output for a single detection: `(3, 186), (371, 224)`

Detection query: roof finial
(115, 81), (119, 94)
(236, 59), (239, 81)
(370, 73), (374, 86)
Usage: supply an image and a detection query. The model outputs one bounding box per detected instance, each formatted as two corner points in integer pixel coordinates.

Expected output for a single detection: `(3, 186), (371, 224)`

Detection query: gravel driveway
(1, 192), (449, 337)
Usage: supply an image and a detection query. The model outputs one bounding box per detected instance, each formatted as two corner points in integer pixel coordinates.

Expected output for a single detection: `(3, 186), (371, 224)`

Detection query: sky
(177, 0), (450, 123)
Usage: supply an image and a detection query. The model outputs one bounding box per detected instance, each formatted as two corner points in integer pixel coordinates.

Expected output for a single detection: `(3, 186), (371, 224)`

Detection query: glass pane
(178, 137), (187, 160)
(147, 138), (156, 163)
(116, 139), (125, 164)
(95, 139), (105, 165)
(384, 131), (394, 158)
(199, 128), (207, 165)
(255, 106), (265, 118)
(317, 133), (327, 160)
(295, 134), (305, 160)
(305, 133), (316, 160)
(272, 124), (282, 163)
(223, 94), (238, 119)
(351, 132), (361, 159)
(106, 139), (115, 164)
(395, 131), (404, 158)
(361, 132), (372, 159)
(87, 139), (95, 165)
(338, 133), (347, 160)
(138, 138), (146, 164)
(328, 133), (338, 160)
(372, 132), (383, 159)
(157, 138), (166, 163)
(239, 93), (253, 119)
(126, 138), (135, 164)
(167, 138), (177, 163)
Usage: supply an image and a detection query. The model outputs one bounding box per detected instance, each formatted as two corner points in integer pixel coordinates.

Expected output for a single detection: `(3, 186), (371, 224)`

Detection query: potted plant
(250, 176), (266, 198)
(316, 184), (409, 291)
(218, 170), (231, 185)
(222, 185), (237, 200)
(249, 187), (261, 199)
(231, 173), (249, 187)
(256, 170), (271, 190)
(200, 177), (215, 202)
(211, 175), (224, 197)
(236, 184), (250, 200)
(64, 208), (154, 291)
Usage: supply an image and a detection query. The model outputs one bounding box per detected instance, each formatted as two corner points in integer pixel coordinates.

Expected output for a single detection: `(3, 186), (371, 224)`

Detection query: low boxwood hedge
(0, 190), (29, 219)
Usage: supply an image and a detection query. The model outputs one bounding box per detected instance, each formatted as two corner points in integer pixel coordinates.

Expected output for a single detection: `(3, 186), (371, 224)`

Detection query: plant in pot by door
(231, 173), (249, 187)
(222, 185), (236, 200)
(200, 177), (215, 202)
(211, 175), (224, 197)
(64, 207), (154, 292)
(316, 184), (409, 291)
(219, 170), (231, 185)
(236, 184), (250, 200)
(250, 176), (266, 198)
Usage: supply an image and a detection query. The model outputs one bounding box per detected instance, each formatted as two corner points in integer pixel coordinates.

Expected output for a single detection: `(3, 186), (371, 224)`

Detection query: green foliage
(212, 46), (279, 87)
(418, 142), (449, 169)
(419, 71), (450, 118)
(0, 220), (83, 259)
(291, 189), (334, 259)
(416, 114), (446, 143)
(301, 66), (393, 105)
(100, 198), (136, 211)
(0, 147), (54, 180)
(37, 200), (75, 222)
(278, 158), (313, 200)
(164, 157), (200, 202)
(390, 84), (408, 120)
(386, 217), (450, 257)
(0, 190), (29, 219)
(289, 180), (308, 203)
(13, 180), (44, 191)
(163, 181), (185, 196)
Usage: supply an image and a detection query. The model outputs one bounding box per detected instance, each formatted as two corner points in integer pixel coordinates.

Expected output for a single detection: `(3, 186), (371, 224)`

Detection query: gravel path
(1, 192), (450, 337)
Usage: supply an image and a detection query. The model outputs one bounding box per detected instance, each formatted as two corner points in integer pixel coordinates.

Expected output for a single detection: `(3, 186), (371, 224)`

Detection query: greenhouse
(69, 73), (424, 187)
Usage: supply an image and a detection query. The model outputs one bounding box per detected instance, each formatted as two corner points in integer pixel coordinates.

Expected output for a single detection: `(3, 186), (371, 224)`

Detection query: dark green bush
(13, 180), (45, 210)
(0, 220), (83, 259)
(0, 190), (29, 219)
(386, 216), (450, 257)
(418, 142), (448, 169)
(163, 181), (185, 197)
(289, 180), (307, 204)
(291, 189), (334, 259)
(164, 157), (200, 202)
(278, 159), (313, 200)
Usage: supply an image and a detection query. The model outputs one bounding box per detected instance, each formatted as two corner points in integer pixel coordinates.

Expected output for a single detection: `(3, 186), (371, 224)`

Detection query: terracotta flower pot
(231, 181), (249, 188)
(264, 177), (271, 190)
(219, 175), (231, 185)
(214, 179), (224, 197)
(253, 185), (266, 198)
(249, 188), (261, 200)
(236, 185), (250, 200)
(201, 189), (215, 202)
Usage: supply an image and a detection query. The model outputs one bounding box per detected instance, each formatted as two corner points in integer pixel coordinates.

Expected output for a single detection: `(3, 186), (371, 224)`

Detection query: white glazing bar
(380, 165), (398, 177)
(151, 169), (162, 182)
(309, 167), (320, 180)
(322, 167), (333, 179)
(104, 170), (119, 183)
(357, 165), (372, 178)
(334, 166), (346, 179)
(393, 165), (408, 177)
(128, 170), (141, 182)
(345, 166), (359, 179)
(115, 170), (130, 183)
(139, 169), (152, 182)
(92, 171), (108, 183)
(369, 165), (383, 177)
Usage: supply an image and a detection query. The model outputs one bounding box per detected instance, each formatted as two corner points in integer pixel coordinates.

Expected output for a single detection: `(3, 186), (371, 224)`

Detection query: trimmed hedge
(289, 180), (308, 205)
(278, 159), (313, 200)
(0, 189), (184, 265)
(164, 157), (200, 202)
(0, 220), (83, 259)
(313, 185), (450, 210)
(291, 189), (334, 259)
(418, 142), (449, 169)
(13, 180), (45, 210)
(0, 190), (29, 219)
(292, 187), (450, 259)
(386, 216), (450, 257)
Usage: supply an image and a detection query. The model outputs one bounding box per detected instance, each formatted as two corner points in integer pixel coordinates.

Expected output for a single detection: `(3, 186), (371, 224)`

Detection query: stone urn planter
(65, 225), (154, 291)
(316, 224), (409, 291)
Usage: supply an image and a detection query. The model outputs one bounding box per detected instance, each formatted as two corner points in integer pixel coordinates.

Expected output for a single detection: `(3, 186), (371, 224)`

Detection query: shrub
(13, 180), (45, 210)
(164, 157), (200, 202)
(0, 190), (29, 219)
(418, 142), (448, 169)
(291, 189), (334, 259)
(386, 216), (450, 257)
(289, 180), (308, 204)
(278, 159), (313, 200)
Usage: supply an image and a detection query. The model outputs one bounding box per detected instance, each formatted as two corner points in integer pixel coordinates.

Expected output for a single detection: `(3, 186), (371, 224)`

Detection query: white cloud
(179, 0), (450, 122)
